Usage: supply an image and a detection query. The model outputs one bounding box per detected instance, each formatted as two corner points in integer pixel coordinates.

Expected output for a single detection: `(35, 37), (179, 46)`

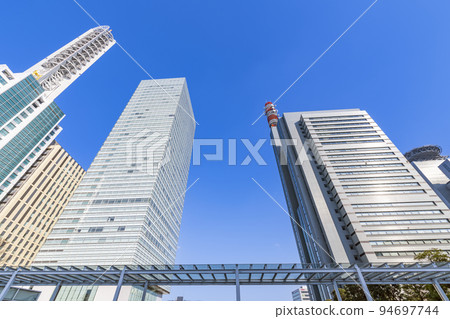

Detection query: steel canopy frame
(1, 263), (450, 301)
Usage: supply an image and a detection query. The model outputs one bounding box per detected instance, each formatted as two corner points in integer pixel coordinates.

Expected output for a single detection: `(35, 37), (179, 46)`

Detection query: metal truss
(1, 263), (450, 301)
(38, 26), (115, 91)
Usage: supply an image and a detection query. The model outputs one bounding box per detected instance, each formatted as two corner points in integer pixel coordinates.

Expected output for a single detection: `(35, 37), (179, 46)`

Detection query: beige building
(0, 141), (84, 267)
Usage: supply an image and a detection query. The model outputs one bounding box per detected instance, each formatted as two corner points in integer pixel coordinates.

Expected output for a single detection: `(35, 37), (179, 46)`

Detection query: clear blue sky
(2, 0), (450, 300)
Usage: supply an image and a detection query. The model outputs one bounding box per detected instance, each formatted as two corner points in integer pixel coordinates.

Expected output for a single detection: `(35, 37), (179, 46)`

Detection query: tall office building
(265, 106), (450, 299)
(292, 286), (311, 301)
(33, 78), (196, 300)
(0, 142), (84, 267)
(0, 26), (114, 201)
(405, 145), (450, 209)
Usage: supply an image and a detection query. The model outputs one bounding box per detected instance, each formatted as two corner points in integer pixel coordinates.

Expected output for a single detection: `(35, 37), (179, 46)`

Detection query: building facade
(0, 26), (114, 201)
(265, 106), (450, 299)
(0, 141), (84, 267)
(33, 78), (196, 300)
(292, 286), (311, 301)
(405, 145), (450, 209)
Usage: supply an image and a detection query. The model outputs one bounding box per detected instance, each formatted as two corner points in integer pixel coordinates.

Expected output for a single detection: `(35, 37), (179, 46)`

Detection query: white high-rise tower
(33, 78), (196, 300)
(0, 26), (115, 200)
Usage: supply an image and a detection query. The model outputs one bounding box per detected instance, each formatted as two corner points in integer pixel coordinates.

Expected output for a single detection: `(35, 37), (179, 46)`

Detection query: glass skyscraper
(0, 26), (115, 201)
(34, 78), (195, 271)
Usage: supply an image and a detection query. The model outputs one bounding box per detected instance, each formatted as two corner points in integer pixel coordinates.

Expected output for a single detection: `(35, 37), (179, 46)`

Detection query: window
(118, 226), (126, 231)
(107, 217), (115, 222)
(83, 289), (93, 301)
(88, 227), (103, 233)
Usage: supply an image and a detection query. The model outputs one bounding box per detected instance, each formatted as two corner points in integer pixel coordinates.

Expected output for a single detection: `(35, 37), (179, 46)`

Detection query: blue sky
(2, 0), (450, 300)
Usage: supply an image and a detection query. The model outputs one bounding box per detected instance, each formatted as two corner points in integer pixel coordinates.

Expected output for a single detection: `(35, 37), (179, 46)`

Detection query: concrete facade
(271, 109), (450, 298)
(0, 141), (84, 267)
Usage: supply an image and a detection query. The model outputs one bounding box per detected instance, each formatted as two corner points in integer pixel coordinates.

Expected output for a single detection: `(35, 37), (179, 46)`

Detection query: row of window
(366, 228), (450, 235)
(319, 135), (380, 141)
(314, 126), (374, 132)
(334, 163), (403, 170)
(310, 118), (368, 124)
(353, 201), (435, 208)
(346, 189), (425, 196)
(343, 182), (420, 189)
(325, 147), (390, 153)
(336, 169), (409, 175)
(317, 130), (376, 136)
(328, 152), (395, 159)
(311, 122), (371, 128)
(322, 139), (384, 145)
(330, 157), (399, 163)
(340, 175), (414, 182)
(306, 114), (365, 121)
(370, 239), (450, 246)
(355, 210), (443, 216)
(88, 226), (125, 232)
(374, 251), (450, 257)
(361, 218), (448, 226)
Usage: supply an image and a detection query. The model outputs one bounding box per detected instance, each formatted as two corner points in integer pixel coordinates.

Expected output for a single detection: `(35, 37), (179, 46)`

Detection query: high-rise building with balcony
(0, 26), (114, 201)
(265, 106), (450, 300)
(0, 141), (85, 267)
(33, 78), (196, 300)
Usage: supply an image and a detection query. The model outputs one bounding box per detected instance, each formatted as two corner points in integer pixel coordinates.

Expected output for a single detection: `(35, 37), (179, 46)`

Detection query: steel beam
(49, 282), (62, 301)
(141, 281), (148, 301)
(333, 280), (342, 301)
(0, 269), (19, 301)
(113, 268), (126, 301)
(354, 265), (373, 301)
(433, 280), (449, 301)
(235, 268), (241, 301)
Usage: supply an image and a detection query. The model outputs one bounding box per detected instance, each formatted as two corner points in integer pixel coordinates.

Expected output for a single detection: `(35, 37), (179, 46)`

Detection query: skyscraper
(0, 26), (114, 201)
(292, 286), (311, 301)
(0, 141), (85, 267)
(265, 106), (450, 299)
(405, 145), (450, 209)
(33, 78), (196, 300)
